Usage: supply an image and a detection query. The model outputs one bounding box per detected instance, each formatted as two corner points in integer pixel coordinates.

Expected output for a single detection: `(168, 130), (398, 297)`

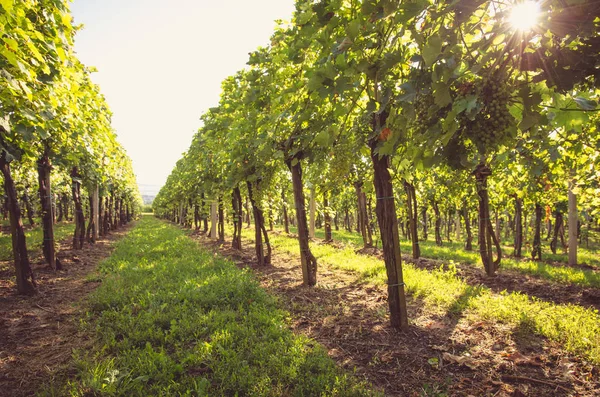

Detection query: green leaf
(422, 34), (442, 67)
(3, 37), (18, 52)
(519, 114), (539, 131)
(307, 73), (324, 92)
(347, 19), (361, 40)
(0, 0), (13, 13)
(24, 39), (44, 63)
(397, 92), (416, 103)
(453, 98), (468, 114)
(14, 124), (34, 141)
(492, 33), (505, 46)
(40, 110), (55, 121)
(314, 130), (330, 147)
(21, 108), (38, 122)
(433, 82), (451, 107)
(296, 11), (314, 25)
(36, 126), (50, 140)
(0, 46), (19, 68)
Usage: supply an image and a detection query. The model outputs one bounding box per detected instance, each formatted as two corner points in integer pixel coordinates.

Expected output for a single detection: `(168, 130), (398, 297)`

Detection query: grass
(44, 216), (376, 396)
(0, 221), (75, 261)
(240, 227), (600, 365)
(285, 226), (600, 289)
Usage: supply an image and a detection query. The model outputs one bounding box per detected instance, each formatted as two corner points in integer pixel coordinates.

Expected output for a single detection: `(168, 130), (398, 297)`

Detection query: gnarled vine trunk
(422, 207), (428, 241)
(57, 193), (64, 222)
(268, 202), (274, 232)
(103, 196), (110, 235)
(232, 187), (242, 249)
(37, 149), (60, 270)
(369, 112), (408, 330)
(532, 203), (543, 260)
(286, 157), (317, 286)
(323, 190), (332, 242)
(550, 210), (564, 255)
(86, 195), (94, 243)
(247, 181), (271, 266)
(22, 191), (35, 226)
(111, 194), (118, 230)
(513, 196), (523, 257)
(1, 151), (36, 294)
(71, 167), (85, 250)
(121, 197), (127, 226)
(201, 193), (208, 233)
(218, 196), (225, 242)
(62, 194), (70, 222)
(354, 181), (373, 248)
(404, 181), (420, 259)
(98, 195), (104, 237)
(463, 203), (473, 251)
(568, 179), (578, 266)
(245, 195), (250, 228)
(432, 201), (442, 246)
(194, 203), (200, 230)
(281, 188), (289, 234)
(473, 163), (501, 276)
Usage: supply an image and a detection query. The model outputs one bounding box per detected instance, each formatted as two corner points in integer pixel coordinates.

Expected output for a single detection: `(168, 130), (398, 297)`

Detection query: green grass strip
(46, 216), (375, 396)
(244, 228), (600, 365)
(0, 221), (75, 261)
(285, 226), (600, 289)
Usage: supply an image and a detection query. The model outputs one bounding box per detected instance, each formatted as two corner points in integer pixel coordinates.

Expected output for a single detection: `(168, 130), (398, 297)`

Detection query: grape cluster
(459, 71), (513, 154)
(412, 92), (450, 134)
(415, 93), (435, 124)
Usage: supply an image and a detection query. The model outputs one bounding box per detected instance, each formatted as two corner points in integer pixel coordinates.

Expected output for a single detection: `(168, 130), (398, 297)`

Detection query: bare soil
(0, 225), (132, 397)
(193, 229), (600, 397)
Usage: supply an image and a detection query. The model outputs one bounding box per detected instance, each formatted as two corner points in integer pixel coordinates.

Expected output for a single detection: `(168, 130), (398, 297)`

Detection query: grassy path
(47, 217), (374, 396)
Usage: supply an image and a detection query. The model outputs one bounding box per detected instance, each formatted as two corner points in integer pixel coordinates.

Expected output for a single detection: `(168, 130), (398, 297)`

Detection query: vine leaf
(422, 34), (442, 67)
(433, 82), (451, 107)
(0, 0), (13, 13)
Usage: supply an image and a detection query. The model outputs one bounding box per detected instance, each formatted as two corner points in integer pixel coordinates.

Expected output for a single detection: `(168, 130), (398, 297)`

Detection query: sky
(70, 0), (296, 195)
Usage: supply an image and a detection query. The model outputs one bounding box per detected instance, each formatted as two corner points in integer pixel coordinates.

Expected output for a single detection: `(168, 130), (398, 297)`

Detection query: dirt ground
(194, 229), (600, 397)
(1, 221), (597, 396)
(0, 225), (132, 397)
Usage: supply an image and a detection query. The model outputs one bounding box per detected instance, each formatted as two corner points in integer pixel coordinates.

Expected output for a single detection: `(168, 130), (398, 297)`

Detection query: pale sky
(71, 0), (295, 194)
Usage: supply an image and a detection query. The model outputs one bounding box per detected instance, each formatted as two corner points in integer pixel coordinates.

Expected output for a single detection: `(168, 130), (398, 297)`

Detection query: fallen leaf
(443, 353), (479, 370)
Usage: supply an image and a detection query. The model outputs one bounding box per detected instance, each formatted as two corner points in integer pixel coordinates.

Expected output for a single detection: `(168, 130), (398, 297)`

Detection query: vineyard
(0, 0), (141, 394)
(2, 0), (600, 396)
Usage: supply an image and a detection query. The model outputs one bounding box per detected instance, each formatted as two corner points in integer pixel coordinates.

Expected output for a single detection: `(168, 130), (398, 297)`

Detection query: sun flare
(509, 1), (541, 31)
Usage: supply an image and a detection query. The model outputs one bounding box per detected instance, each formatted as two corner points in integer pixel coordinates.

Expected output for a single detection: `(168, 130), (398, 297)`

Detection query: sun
(509, 1), (541, 31)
